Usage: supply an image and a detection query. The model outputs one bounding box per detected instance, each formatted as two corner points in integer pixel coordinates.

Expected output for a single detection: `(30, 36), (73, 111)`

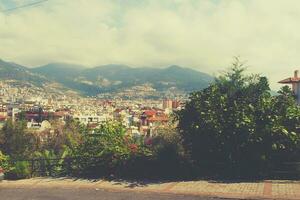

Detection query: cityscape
(2, 1), (300, 200)
(0, 77), (183, 137)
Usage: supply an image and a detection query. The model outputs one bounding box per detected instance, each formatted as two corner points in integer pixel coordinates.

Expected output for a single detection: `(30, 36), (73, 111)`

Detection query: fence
(10, 156), (112, 178)
(10, 157), (300, 179)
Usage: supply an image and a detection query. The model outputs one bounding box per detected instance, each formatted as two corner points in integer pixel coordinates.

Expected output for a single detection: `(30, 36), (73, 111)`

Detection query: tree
(38, 119), (84, 155)
(176, 58), (300, 177)
(0, 120), (36, 159)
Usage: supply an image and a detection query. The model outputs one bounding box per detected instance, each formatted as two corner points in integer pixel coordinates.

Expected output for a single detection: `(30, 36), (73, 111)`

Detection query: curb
(0, 179), (300, 200)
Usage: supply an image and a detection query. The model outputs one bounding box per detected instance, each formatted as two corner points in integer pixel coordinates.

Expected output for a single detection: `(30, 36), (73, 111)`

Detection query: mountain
(0, 59), (46, 86)
(31, 63), (101, 95)
(81, 64), (213, 91)
(32, 63), (83, 78)
(0, 59), (214, 96)
(32, 63), (213, 95)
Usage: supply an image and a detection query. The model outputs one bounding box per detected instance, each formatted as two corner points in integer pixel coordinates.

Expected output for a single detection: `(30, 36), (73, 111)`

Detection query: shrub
(0, 151), (10, 173)
(0, 120), (37, 159)
(6, 161), (30, 180)
(32, 149), (70, 177)
(149, 126), (189, 179)
(70, 121), (148, 178)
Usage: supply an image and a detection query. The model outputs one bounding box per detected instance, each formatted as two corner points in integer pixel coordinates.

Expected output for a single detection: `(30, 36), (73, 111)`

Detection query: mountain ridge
(0, 59), (47, 86)
(0, 59), (214, 96)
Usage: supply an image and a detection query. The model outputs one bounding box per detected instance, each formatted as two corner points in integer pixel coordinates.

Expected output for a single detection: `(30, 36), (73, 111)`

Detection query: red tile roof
(279, 77), (300, 84)
(0, 115), (6, 121)
(143, 110), (157, 116)
(53, 111), (67, 117)
(148, 115), (168, 122)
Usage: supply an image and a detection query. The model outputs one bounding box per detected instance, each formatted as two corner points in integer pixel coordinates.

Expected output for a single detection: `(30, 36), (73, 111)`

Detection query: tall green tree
(176, 58), (300, 176)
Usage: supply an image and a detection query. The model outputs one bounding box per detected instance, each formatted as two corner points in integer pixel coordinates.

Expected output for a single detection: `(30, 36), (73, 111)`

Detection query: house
(279, 70), (300, 104)
(140, 109), (169, 136)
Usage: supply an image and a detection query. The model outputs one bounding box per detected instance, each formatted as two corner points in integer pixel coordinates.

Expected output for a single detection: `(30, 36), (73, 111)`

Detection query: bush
(0, 151), (10, 172)
(70, 122), (152, 178)
(6, 161), (30, 180)
(0, 120), (37, 159)
(32, 149), (70, 177)
(149, 126), (190, 179)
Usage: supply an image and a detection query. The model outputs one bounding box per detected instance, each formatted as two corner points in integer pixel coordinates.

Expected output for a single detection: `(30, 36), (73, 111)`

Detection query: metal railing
(10, 156), (300, 179)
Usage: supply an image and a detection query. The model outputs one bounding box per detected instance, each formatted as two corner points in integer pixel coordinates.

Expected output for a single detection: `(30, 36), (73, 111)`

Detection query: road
(0, 187), (228, 200)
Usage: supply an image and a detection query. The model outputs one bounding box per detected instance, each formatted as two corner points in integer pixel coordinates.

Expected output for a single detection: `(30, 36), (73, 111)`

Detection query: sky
(0, 0), (300, 89)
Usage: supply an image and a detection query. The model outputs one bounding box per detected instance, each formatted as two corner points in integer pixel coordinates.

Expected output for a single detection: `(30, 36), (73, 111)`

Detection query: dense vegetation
(177, 58), (300, 178)
(0, 120), (184, 179)
(0, 59), (300, 180)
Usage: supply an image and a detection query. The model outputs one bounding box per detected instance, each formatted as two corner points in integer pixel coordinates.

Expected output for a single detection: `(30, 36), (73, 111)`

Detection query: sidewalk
(1, 178), (300, 199)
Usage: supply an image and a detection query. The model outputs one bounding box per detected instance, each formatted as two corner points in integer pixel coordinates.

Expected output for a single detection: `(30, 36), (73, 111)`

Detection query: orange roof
(278, 77), (300, 84)
(148, 116), (168, 122)
(279, 70), (300, 84)
(114, 108), (122, 113)
(0, 115), (6, 121)
(53, 111), (67, 117)
(143, 110), (157, 116)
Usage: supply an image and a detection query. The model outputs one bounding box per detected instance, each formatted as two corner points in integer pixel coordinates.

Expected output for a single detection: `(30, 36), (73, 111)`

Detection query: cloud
(0, 0), (300, 89)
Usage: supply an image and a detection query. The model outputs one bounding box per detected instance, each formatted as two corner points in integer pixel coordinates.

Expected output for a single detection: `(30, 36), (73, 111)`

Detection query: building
(279, 70), (300, 104)
(162, 99), (180, 109)
(7, 105), (20, 122)
(73, 115), (108, 125)
(140, 109), (168, 136)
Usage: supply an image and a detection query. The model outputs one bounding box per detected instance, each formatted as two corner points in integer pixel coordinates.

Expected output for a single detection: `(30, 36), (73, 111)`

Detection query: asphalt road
(0, 188), (228, 200)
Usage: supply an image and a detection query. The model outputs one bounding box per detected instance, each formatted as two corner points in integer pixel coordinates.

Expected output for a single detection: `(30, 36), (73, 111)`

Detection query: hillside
(0, 59), (214, 96)
(0, 59), (47, 86)
(33, 63), (213, 95)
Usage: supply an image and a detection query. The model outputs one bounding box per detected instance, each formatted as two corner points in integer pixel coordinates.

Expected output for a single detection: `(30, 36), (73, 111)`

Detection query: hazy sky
(0, 0), (300, 89)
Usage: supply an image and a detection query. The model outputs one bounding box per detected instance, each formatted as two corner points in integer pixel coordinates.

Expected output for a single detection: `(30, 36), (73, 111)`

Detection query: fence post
(31, 159), (34, 178)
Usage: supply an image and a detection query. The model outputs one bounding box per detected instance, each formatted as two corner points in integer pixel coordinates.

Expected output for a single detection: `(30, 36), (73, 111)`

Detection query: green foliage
(39, 119), (83, 155)
(71, 121), (151, 178)
(6, 161), (30, 180)
(0, 119), (84, 178)
(32, 149), (69, 176)
(152, 126), (184, 159)
(0, 120), (37, 159)
(0, 151), (11, 172)
(177, 58), (300, 177)
(148, 126), (190, 178)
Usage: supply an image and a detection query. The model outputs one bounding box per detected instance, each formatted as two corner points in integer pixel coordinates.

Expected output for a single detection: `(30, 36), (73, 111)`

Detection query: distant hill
(0, 59), (214, 96)
(32, 63), (214, 95)
(32, 63), (83, 78)
(0, 59), (46, 86)
(31, 63), (101, 95)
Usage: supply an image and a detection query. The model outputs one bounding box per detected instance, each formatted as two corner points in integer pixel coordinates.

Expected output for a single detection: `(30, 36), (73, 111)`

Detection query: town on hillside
(0, 80), (184, 140)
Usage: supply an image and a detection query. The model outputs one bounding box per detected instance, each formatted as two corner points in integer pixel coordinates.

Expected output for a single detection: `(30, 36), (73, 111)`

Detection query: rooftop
(279, 70), (300, 84)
